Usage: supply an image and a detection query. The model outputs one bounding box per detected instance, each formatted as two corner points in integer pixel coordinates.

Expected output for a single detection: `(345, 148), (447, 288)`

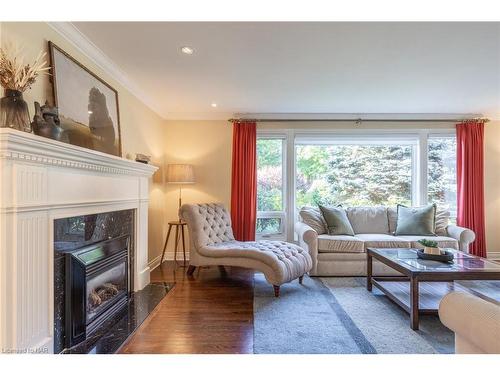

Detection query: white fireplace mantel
(0, 128), (158, 353)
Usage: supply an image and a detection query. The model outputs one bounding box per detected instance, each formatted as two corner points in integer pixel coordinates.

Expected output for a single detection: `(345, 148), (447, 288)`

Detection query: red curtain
(230, 120), (257, 241)
(456, 120), (486, 257)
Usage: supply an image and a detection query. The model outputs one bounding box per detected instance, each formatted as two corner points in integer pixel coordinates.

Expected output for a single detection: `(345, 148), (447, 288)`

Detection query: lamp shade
(166, 164), (195, 184)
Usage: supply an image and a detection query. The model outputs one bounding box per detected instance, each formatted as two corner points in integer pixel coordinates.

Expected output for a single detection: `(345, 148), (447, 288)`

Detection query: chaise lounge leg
(186, 265), (196, 276)
(273, 285), (280, 297)
(299, 275), (304, 284)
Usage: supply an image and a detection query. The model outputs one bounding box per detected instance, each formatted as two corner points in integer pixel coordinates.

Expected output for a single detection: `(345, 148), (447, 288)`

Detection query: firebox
(65, 235), (130, 347)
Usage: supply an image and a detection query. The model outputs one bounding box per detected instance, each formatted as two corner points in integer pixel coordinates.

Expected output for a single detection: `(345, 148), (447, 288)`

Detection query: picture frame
(48, 41), (122, 157)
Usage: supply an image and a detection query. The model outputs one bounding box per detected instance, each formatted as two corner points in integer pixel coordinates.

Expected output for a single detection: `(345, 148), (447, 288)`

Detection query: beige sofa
(439, 291), (500, 354)
(295, 206), (475, 276)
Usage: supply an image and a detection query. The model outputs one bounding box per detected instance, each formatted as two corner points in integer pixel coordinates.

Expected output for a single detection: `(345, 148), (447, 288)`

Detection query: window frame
(295, 133), (419, 209)
(425, 132), (458, 218)
(257, 128), (456, 242)
(256, 133), (289, 240)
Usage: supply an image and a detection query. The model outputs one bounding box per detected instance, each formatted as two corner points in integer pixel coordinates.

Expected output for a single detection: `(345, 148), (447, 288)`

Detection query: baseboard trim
(148, 255), (161, 272)
(136, 267), (150, 291)
(148, 252), (190, 271)
(488, 252), (500, 260)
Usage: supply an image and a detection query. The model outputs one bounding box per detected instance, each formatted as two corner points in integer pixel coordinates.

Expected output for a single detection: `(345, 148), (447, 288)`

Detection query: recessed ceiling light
(211, 103), (217, 108)
(181, 46), (194, 55)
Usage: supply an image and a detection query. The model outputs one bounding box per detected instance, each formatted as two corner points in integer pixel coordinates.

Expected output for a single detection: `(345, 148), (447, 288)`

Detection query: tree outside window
(428, 137), (457, 218)
(257, 138), (284, 235)
(256, 134), (457, 238)
(296, 144), (413, 208)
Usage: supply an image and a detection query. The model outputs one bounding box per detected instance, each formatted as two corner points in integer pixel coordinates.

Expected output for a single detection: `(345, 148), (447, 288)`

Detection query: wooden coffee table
(366, 248), (500, 330)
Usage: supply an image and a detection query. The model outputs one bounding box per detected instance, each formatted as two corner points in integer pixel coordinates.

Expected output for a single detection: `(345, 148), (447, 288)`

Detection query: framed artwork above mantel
(48, 41), (122, 157)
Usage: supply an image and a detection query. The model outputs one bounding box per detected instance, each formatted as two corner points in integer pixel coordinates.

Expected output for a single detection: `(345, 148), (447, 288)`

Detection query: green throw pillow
(319, 205), (355, 236)
(395, 204), (437, 236)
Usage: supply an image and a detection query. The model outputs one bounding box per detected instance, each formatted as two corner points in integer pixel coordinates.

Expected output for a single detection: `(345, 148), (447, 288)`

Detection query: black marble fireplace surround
(54, 210), (174, 354)
(54, 210), (136, 353)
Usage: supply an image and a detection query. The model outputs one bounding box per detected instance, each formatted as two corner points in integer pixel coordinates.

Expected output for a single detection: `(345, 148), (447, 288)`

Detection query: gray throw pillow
(395, 204), (437, 236)
(435, 208), (450, 236)
(319, 205), (355, 236)
(299, 206), (327, 234)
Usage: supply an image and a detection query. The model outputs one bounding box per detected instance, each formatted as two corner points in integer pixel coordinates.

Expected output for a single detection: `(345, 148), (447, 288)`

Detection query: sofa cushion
(346, 206), (389, 234)
(387, 207), (398, 233)
(435, 209), (450, 236)
(388, 205), (450, 235)
(354, 233), (411, 249)
(317, 234), (365, 253)
(396, 235), (458, 250)
(395, 204), (437, 236)
(299, 206), (327, 234)
(319, 205), (355, 236)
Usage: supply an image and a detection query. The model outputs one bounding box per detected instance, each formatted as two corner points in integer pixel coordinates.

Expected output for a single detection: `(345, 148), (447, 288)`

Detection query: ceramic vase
(0, 89), (31, 132)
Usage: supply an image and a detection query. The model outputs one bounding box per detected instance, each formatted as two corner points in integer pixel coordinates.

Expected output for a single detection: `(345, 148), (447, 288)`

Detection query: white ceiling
(72, 22), (500, 120)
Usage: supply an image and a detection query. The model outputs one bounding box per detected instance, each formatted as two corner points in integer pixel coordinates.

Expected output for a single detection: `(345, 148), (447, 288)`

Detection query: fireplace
(65, 235), (130, 347)
(53, 209), (135, 352)
(0, 128), (158, 353)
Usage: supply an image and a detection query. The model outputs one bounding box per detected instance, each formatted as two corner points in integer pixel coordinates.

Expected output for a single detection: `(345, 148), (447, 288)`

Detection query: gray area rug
(253, 274), (453, 354)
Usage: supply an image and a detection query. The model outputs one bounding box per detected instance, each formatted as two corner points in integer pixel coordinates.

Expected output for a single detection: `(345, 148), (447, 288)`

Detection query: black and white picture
(49, 42), (121, 156)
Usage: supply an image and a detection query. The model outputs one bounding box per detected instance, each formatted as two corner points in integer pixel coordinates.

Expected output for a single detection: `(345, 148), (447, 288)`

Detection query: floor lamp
(166, 163), (195, 217)
(160, 164), (195, 266)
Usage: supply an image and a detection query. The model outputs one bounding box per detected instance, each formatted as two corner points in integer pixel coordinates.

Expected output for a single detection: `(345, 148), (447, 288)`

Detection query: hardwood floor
(119, 262), (254, 354)
(119, 259), (500, 354)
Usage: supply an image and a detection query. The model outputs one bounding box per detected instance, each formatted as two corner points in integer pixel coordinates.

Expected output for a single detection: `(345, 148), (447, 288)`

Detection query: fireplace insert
(65, 235), (130, 347)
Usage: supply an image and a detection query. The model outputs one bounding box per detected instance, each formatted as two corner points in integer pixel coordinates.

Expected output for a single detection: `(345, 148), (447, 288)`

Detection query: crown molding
(46, 22), (167, 119)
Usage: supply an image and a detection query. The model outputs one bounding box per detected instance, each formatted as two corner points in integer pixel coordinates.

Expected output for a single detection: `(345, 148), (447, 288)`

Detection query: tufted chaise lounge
(179, 203), (312, 297)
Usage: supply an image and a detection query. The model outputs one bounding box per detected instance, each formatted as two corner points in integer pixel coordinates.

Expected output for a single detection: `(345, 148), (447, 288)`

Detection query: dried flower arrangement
(0, 44), (50, 92)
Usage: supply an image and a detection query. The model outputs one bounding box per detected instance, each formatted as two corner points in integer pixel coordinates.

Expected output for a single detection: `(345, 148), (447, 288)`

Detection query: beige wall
(484, 120), (500, 255)
(0, 22), (169, 264)
(257, 120), (457, 131)
(161, 120), (232, 261)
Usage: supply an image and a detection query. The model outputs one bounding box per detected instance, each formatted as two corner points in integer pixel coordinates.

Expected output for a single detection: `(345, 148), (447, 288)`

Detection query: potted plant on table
(417, 239), (442, 255)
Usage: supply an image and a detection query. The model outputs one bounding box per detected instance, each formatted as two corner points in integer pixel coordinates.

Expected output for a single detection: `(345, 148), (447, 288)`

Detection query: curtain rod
(228, 117), (489, 123)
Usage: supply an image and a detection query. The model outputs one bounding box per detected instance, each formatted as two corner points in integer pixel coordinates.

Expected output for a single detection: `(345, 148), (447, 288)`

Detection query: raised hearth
(62, 282), (173, 354)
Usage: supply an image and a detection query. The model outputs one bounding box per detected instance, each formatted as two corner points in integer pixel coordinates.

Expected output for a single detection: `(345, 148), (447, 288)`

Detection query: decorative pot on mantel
(31, 101), (67, 141)
(0, 89), (31, 132)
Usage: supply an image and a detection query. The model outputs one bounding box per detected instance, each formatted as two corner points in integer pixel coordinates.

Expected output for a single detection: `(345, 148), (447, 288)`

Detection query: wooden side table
(160, 221), (187, 267)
